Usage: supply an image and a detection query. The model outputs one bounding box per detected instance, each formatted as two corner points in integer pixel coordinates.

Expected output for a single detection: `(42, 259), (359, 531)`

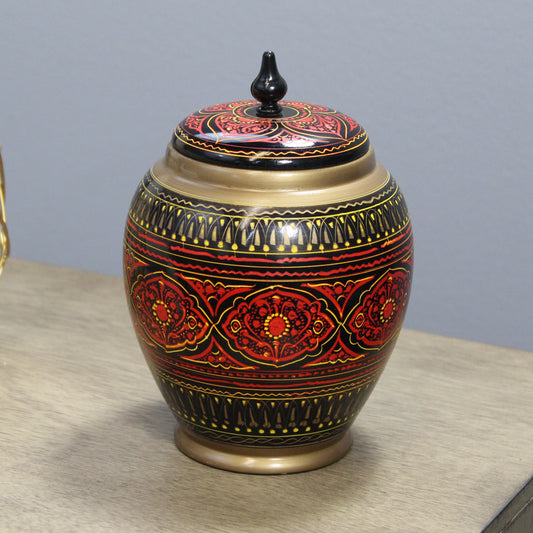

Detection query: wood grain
(0, 259), (531, 532)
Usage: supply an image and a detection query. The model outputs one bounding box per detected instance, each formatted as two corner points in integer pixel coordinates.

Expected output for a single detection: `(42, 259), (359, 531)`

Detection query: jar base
(174, 424), (353, 474)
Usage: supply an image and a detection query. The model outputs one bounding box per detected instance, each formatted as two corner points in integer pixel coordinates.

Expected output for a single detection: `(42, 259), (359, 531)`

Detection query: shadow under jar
(123, 51), (413, 474)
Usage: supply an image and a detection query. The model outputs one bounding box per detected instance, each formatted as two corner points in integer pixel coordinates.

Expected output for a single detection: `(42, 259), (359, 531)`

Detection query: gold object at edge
(0, 146), (9, 275)
(175, 424), (353, 474)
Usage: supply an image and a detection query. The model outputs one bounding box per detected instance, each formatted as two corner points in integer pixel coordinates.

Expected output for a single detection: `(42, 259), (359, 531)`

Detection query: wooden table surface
(1, 258), (531, 533)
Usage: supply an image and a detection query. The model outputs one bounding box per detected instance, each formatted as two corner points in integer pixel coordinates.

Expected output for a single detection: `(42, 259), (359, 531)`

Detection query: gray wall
(1, 1), (532, 351)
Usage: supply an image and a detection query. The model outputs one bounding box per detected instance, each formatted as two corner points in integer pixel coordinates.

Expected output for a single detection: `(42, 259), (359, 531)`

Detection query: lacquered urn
(123, 52), (413, 473)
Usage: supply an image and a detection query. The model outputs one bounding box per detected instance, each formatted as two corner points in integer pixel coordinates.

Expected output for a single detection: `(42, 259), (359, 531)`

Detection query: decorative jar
(123, 52), (413, 473)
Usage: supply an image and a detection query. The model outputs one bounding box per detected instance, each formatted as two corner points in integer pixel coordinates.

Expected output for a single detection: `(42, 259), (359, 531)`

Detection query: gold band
(152, 142), (389, 208)
(175, 424), (353, 474)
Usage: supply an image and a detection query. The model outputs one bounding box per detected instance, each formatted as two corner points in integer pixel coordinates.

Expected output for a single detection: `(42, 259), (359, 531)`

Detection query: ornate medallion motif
(221, 287), (336, 366)
(348, 269), (410, 347)
(131, 273), (211, 351)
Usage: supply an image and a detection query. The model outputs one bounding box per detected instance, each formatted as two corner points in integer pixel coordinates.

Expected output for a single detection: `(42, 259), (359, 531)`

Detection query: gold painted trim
(152, 142), (389, 208)
(175, 424), (353, 474)
(0, 146), (9, 275)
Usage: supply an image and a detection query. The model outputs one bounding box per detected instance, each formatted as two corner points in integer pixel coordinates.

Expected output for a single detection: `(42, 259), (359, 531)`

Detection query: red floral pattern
(132, 273), (210, 351)
(183, 276), (252, 316)
(304, 277), (373, 317)
(123, 246), (147, 285)
(303, 338), (367, 367)
(178, 100), (366, 152)
(349, 269), (410, 347)
(222, 288), (336, 366)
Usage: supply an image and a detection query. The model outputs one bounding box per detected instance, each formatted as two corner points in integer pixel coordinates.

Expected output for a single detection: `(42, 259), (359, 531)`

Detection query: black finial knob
(251, 51), (287, 117)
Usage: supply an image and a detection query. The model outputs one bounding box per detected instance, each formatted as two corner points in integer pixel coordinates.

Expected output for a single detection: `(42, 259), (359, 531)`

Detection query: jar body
(123, 148), (413, 473)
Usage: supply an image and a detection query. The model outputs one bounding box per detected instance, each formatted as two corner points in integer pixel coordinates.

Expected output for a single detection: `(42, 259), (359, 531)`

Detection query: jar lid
(172, 51), (370, 170)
